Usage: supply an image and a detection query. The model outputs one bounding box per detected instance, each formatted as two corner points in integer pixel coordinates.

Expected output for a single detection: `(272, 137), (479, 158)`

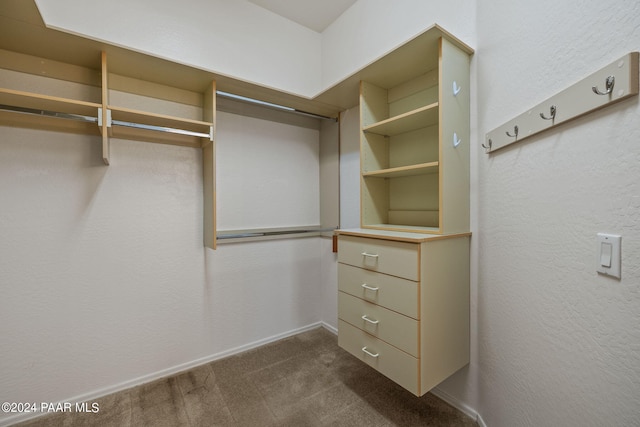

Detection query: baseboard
(431, 387), (486, 427)
(0, 321), (325, 427)
(321, 320), (337, 335)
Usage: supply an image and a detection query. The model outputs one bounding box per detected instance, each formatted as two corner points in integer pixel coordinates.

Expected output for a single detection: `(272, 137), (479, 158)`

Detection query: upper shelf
(0, 88), (101, 134)
(363, 103), (439, 137)
(0, 0), (473, 116)
(108, 106), (213, 148)
(0, 88), (100, 117)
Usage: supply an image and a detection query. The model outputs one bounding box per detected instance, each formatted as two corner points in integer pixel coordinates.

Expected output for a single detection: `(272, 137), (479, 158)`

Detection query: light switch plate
(596, 233), (621, 279)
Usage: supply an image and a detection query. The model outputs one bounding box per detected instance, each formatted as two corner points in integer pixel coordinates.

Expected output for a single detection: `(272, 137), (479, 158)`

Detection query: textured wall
(0, 126), (323, 425)
(216, 111), (320, 230)
(321, 0), (476, 90)
(476, 0), (640, 425)
(35, 0), (323, 96)
(34, 0), (477, 100)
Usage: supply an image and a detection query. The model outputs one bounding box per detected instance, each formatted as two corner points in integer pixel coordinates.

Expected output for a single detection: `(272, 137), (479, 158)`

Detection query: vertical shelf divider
(100, 51), (110, 165)
(202, 80), (216, 249)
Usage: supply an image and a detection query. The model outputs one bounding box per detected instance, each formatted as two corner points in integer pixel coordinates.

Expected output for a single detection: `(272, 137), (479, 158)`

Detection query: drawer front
(338, 263), (419, 319)
(338, 235), (419, 281)
(338, 292), (419, 357)
(338, 320), (419, 396)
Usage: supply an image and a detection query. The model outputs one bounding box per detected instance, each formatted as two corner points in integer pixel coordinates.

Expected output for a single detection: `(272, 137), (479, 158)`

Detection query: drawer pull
(361, 252), (379, 258)
(362, 346), (380, 358)
(361, 283), (379, 292)
(361, 315), (379, 325)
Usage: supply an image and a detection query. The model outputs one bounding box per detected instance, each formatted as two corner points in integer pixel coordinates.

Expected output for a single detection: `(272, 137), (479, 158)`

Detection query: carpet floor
(16, 327), (477, 426)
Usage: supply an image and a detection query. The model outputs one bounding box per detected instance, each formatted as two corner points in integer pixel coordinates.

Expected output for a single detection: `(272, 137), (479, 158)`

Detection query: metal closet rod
(0, 104), (98, 124)
(0, 104), (212, 139)
(216, 91), (337, 122)
(110, 119), (210, 139)
(217, 226), (336, 241)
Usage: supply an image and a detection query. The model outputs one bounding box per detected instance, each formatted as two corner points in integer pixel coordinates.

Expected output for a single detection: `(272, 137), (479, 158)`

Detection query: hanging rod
(110, 119), (211, 139)
(0, 104), (98, 124)
(216, 91), (337, 122)
(217, 226), (336, 243)
(0, 104), (213, 140)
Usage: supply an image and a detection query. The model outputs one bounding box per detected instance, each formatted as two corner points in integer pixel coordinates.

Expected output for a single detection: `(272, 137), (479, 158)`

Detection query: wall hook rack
(484, 52), (638, 153)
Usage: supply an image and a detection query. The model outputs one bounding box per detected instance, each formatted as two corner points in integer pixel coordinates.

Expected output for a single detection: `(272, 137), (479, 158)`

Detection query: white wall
(0, 125), (324, 425)
(10, 2), (640, 426)
(34, 0), (323, 96)
(321, 0), (476, 91)
(33, 0), (477, 100)
(476, 0), (640, 425)
(216, 111), (320, 230)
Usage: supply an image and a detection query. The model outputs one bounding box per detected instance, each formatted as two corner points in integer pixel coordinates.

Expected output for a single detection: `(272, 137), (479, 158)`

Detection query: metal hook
(453, 132), (461, 147)
(453, 81), (461, 96)
(505, 126), (518, 138)
(592, 75), (615, 95)
(482, 139), (492, 151)
(540, 105), (556, 120)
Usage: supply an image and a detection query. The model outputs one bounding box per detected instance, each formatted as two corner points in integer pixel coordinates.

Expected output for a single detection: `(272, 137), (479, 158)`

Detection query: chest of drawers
(336, 229), (470, 396)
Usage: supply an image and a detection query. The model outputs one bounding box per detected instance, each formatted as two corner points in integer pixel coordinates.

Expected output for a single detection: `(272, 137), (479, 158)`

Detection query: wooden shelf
(363, 161), (439, 178)
(0, 88), (101, 117)
(108, 105), (212, 147)
(109, 125), (204, 148)
(109, 106), (212, 134)
(362, 223), (441, 234)
(360, 34), (470, 235)
(363, 103), (438, 136)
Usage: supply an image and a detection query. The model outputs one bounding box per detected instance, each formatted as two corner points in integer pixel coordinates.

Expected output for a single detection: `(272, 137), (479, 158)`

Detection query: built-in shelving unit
(1, 0), (351, 249)
(338, 27), (473, 395)
(360, 35), (471, 235)
(0, 45), (218, 247)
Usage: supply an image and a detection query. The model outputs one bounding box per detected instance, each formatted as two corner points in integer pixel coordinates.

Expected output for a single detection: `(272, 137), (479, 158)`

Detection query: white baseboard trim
(431, 387), (486, 427)
(321, 321), (337, 335)
(0, 322), (326, 427)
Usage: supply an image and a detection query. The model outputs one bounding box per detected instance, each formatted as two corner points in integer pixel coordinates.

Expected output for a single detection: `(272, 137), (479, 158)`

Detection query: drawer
(338, 263), (419, 319)
(337, 235), (419, 281)
(338, 292), (419, 357)
(338, 319), (419, 396)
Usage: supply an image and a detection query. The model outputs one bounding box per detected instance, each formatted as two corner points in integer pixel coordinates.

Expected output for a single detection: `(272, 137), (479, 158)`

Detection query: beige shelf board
(363, 161), (439, 178)
(484, 52), (639, 153)
(108, 106), (212, 133)
(0, 109), (99, 135)
(336, 227), (471, 243)
(0, 88), (100, 117)
(361, 224), (443, 235)
(110, 125), (205, 148)
(363, 102), (439, 137)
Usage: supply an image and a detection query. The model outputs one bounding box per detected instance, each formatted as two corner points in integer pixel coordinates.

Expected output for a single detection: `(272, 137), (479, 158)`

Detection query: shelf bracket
(98, 107), (111, 165)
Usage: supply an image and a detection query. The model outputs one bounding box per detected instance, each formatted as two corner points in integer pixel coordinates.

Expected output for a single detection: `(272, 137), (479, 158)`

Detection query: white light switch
(600, 242), (612, 267)
(596, 233), (621, 279)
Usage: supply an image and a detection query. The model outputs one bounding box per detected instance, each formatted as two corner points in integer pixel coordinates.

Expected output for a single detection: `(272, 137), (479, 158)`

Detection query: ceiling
(247, 0), (358, 33)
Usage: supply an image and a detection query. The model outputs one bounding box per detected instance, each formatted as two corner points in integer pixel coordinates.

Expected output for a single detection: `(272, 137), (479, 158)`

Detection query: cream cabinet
(337, 230), (470, 396)
(360, 33), (472, 235)
(338, 26), (472, 395)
